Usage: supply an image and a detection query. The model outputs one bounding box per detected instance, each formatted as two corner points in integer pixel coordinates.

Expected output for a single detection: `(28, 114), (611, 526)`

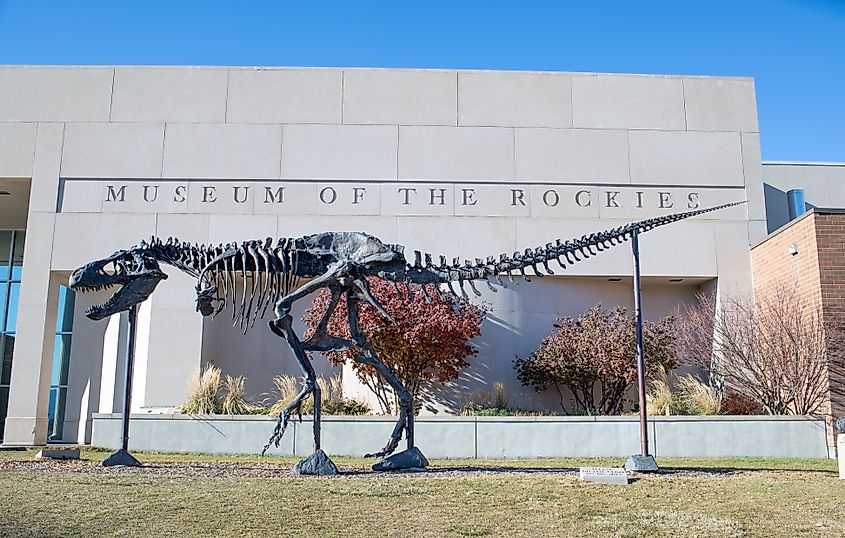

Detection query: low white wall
(91, 414), (830, 459)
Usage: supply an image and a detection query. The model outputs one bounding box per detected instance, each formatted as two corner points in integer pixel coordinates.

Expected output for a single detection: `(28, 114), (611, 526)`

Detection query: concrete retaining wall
(91, 414), (831, 459)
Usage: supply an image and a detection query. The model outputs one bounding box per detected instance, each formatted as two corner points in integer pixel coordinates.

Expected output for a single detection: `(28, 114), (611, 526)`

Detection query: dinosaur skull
(69, 248), (168, 320)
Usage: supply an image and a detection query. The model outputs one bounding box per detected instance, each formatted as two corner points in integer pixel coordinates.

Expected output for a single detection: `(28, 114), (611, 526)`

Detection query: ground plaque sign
(579, 467), (629, 485)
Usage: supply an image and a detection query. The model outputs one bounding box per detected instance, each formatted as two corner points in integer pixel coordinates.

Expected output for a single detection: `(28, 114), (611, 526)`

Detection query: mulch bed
(0, 458), (742, 479)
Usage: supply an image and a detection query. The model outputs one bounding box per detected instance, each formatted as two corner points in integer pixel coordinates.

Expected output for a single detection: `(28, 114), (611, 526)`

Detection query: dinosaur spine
(403, 201), (745, 299)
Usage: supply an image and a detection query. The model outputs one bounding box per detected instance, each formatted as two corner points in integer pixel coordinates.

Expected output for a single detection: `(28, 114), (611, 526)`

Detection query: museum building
(0, 65), (841, 447)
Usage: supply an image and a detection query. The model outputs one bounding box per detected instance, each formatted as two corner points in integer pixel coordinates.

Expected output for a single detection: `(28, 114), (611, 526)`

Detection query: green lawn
(0, 448), (842, 537)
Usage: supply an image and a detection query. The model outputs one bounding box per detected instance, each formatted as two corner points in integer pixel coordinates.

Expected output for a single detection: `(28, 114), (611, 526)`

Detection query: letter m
(105, 185), (126, 202)
(264, 186), (284, 204)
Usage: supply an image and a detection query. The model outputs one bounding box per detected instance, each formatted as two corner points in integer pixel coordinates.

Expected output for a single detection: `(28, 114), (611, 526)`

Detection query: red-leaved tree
(302, 278), (487, 414)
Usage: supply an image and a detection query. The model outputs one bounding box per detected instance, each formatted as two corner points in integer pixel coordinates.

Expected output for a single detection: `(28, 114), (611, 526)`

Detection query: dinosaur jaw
(69, 250), (168, 320)
(81, 276), (164, 320)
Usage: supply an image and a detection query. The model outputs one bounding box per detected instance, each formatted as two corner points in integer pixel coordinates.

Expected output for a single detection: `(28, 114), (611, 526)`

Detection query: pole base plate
(624, 454), (658, 473)
(102, 448), (142, 467)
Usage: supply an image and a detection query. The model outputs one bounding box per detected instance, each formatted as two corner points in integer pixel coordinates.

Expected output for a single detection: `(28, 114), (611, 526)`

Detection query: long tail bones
(402, 202), (745, 298)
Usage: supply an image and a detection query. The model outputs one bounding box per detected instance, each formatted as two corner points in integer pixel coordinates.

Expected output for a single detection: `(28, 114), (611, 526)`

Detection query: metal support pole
(632, 229), (649, 456)
(102, 304), (142, 467)
(313, 384), (321, 451)
(625, 228), (658, 472)
(406, 407), (414, 450)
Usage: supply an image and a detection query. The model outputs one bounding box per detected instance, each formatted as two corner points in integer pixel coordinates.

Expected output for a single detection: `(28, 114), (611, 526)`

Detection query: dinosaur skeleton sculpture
(69, 201), (743, 468)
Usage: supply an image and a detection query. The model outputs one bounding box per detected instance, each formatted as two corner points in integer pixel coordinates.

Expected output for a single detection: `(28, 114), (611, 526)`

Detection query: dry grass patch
(0, 449), (842, 537)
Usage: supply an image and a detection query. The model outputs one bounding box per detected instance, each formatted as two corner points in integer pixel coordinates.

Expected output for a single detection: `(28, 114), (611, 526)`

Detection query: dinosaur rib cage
(139, 237), (306, 331)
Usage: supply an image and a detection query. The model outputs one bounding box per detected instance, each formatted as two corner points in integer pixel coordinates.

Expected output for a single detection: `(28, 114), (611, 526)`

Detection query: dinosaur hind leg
(262, 272), (347, 456)
(346, 292), (415, 459)
(263, 315), (320, 456)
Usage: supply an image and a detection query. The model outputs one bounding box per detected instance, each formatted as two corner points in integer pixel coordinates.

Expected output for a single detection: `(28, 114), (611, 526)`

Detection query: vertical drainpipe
(787, 188), (806, 221)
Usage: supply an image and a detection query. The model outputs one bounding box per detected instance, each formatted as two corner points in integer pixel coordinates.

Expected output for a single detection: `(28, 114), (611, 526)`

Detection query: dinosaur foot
(372, 447), (429, 472)
(292, 449), (339, 476)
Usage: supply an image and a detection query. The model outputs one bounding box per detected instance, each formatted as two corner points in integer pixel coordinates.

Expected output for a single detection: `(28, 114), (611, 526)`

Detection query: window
(47, 286), (75, 441)
(0, 230), (24, 441)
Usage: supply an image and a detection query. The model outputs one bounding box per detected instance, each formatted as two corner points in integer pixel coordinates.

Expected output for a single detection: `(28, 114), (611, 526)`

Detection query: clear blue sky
(1, 1), (842, 162)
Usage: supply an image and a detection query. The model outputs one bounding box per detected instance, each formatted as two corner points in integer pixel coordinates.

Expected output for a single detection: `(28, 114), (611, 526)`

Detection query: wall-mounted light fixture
(608, 278), (622, 282)
(788, 244), (799, 256)
(669, 278), (684, 283)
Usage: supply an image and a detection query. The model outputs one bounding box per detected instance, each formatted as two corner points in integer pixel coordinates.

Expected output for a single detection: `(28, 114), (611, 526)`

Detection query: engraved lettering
(319, 186), (337, 204)
(173, 185), (187, 203)
(511, 189), (526, 206)
(659, 191), (673, 208)
(461, 188), (477, 206)
(398, 187), (417, 205)
(264, 186), (284, 204)
(105, 185), (126, 202)
(202, 186), (217, 203)
(542, 189), (559, 207)
(233, 186), (250, 204)
(429, 188), (446, 205)
(605, 191), (620, 208)
(142, 185), (159, 203)
(687, 192), (700, 209)
(352, 187), (366, 205)
(636, 191), (644, 208)
(575, 190), (591, 207)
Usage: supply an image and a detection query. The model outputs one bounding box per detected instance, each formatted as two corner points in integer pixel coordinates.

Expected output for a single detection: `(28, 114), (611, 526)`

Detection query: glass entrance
(0, 230), (24, 441)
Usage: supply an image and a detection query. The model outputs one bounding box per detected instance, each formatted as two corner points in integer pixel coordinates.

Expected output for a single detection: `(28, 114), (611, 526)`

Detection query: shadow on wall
(200, 298), (340, 404)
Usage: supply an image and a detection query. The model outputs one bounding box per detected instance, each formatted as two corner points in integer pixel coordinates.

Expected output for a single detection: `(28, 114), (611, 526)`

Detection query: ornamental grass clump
(646, 372), (721, 416)
(268, 375), (299, 417)
(676, 375), (721, 415)
(183, 364), (222, 415)
(221, 375), (262, 415)
(268, 374), (371, 416)
(460, 382), (512, 416)
(647, 376), (679, 416)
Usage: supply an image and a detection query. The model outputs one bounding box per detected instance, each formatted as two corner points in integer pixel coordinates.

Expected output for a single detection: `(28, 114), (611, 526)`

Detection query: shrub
(720, 391), (764, 415)
(516, 305), (677, 415)
(675, 288), (845, 415)
(182, 364), (222, 415)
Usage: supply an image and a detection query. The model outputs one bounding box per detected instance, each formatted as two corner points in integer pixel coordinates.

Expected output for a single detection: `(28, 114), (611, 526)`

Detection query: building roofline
(0, 64), (756, 81)
(762, 161), (845, 167)
(751, 207), (845, 249)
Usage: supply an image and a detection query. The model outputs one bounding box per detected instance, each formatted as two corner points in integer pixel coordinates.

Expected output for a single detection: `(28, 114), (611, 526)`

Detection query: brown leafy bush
(720, 391), (763, 415)
(515, 305), (677, 415)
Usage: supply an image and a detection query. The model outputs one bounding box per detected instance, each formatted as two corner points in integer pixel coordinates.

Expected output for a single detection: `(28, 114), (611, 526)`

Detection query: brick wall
(814, 214), (845, 428)
(752, 210), (845, 448)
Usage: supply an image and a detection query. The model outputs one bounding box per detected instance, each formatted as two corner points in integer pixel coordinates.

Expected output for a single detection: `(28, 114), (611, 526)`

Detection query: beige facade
(0, 66), (762, 445)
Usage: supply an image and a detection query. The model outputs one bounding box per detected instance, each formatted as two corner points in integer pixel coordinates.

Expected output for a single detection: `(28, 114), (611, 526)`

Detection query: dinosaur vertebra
(69, 201), (743, 469)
